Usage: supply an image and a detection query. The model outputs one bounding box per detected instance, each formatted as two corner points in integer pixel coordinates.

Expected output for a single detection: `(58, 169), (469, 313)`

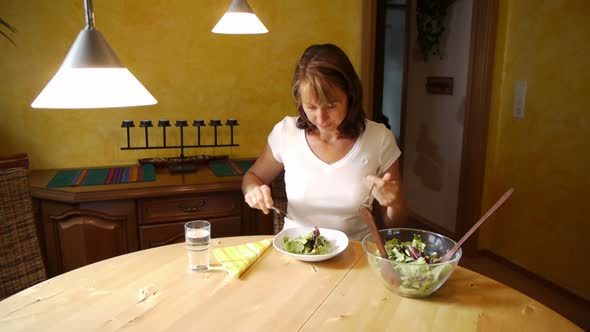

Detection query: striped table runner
(47, 164), (156, 188)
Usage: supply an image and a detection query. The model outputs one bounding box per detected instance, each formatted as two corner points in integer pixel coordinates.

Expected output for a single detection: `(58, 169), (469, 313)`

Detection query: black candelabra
(120, 118), (239, 173)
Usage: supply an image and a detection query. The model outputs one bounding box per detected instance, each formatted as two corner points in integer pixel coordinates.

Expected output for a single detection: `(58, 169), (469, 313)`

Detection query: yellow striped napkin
(212, 239), (272, 278)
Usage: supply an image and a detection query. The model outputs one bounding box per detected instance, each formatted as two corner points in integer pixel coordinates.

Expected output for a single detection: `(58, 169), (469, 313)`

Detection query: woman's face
(300, 84), (349, 134)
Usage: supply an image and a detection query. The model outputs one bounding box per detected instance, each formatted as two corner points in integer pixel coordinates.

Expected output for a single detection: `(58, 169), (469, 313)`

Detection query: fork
(271, 206), (292, 220)
(361, 183), (376, 210)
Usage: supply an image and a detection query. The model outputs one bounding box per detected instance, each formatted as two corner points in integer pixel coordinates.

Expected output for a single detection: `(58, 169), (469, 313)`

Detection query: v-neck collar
(300, 129), (364, 168)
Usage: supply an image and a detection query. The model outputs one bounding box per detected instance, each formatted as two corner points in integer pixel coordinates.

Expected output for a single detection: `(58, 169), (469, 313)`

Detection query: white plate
(273, 227), (349, 262)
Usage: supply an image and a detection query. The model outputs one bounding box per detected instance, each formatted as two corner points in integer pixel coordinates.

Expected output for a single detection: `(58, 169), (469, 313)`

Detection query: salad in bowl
(362, 228), (461, 297)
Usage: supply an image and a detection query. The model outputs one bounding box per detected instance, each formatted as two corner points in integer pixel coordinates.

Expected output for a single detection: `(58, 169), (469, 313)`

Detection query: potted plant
(1, 18), (16, 45)
(416, 0), (452, 60)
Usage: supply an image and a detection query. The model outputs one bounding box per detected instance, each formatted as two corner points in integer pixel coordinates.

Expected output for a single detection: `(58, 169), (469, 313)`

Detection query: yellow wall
(0, 0), (361, 169)
(479, 1), (590, 299)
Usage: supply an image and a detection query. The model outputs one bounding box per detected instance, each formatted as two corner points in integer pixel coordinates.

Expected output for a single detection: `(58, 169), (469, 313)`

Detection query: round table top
(0, 236), (580, 331)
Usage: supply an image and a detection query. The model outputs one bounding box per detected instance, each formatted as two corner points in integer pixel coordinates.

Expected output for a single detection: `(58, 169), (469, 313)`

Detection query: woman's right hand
(242, 143), (284, 215)
(244, 185), (274, 214)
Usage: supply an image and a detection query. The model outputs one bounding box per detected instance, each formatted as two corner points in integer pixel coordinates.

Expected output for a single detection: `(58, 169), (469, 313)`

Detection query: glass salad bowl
(361, 228), (462, 298)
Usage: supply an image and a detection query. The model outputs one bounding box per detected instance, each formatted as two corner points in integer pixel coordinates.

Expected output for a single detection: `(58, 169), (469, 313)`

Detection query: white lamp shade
(212, 12), (268, 34)
(31, 68), (157, 109)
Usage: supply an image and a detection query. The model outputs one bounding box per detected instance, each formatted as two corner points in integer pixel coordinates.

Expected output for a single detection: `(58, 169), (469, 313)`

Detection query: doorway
(365, 0), (498, 251)
(373, 0), (408, 144)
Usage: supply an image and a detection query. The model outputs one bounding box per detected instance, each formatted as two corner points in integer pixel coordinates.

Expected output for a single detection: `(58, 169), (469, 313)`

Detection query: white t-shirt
(268, 116), (401, 241)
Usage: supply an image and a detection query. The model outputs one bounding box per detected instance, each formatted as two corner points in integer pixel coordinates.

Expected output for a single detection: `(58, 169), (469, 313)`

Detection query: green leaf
(282, 231), (332, 255)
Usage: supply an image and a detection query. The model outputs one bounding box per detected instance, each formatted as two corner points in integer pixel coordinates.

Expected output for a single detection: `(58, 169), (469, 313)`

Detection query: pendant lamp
(212, 0), (269, 34)
(31, 0), (157, 109)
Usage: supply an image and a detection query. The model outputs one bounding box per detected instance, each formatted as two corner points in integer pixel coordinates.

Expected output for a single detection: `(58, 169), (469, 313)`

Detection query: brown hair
(292, 44), (366, 138)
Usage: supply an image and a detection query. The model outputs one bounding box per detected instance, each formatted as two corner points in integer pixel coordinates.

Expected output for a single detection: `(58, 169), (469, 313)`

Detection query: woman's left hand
(363, 172), (402, 208)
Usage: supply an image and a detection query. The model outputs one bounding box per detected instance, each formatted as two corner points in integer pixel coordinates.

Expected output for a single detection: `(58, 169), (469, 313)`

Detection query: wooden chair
(270, 172), (287, 234)
(0, 154), (47, 300)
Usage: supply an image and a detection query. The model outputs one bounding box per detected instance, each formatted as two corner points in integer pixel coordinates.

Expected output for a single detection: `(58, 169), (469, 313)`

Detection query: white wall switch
(513, 80), (527, 119)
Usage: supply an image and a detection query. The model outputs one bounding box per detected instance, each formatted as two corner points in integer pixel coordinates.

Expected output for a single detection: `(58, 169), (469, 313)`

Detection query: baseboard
(478, 249), (589, 304)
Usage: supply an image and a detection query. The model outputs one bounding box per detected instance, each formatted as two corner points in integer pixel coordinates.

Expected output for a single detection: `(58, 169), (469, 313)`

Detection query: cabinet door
(41, 200), (138, 276)
(139, 216), (241, 249)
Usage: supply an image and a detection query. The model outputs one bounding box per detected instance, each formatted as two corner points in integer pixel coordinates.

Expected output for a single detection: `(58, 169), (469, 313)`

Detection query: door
(367, 0), (497, 248)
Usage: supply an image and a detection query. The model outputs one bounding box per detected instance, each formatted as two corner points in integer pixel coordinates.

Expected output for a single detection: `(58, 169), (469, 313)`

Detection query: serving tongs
(361, 183), (376, 210)
(360, 183), (514, 269)
(359, 184), (400, 286)
(439, 188), (514, 262)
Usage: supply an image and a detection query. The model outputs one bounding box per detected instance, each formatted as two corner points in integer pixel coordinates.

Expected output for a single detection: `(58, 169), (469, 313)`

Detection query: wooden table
(0, 236), (580, 331)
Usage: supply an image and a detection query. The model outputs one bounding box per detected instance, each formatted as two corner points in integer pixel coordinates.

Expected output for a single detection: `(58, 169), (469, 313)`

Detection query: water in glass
(185, 221), (210, 271)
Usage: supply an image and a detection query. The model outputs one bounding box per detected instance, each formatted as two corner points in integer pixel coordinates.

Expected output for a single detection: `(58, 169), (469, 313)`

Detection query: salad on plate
(282, 227), (332, 255)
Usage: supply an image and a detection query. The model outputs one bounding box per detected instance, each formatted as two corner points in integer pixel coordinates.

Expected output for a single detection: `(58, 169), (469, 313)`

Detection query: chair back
(0, 153), (29, 170)
(0, 164), (47, 299)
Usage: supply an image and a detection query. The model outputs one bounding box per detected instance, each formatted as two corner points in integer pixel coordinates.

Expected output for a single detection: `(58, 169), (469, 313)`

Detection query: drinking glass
(184, 220), (211, 271)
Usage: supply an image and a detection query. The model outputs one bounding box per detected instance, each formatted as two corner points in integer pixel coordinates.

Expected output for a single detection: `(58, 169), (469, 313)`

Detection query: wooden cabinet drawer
(140, 192), (241, 224)
(139, 215), (242, 249)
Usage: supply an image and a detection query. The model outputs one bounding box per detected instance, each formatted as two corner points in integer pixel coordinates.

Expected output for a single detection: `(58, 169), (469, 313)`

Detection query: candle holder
(139, 120), (153, 147)
(193, 119), (206, 146)
(225, 119), (239, 145)
(120, 118), (240, 173)
(158, 120), (171, 147)
(121, 120), (135, 149)
(209, 119), (222, 146)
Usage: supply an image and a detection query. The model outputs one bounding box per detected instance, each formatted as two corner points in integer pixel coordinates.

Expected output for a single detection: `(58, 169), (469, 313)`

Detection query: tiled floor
(459, 253), (589, 330)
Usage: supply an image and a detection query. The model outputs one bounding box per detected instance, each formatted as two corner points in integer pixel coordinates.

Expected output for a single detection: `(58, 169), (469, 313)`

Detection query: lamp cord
(84, 0), (95, 29)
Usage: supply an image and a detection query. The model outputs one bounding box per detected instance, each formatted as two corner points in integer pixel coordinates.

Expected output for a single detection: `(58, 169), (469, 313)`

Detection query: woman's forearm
(241, 144), (284, 196)
(242, 171), (264, 195)
(383, 197), (408, 228)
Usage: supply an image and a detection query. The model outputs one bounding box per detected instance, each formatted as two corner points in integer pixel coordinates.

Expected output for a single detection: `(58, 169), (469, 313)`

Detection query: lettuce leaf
(282, 228), (332, 255)
(375, 233), (455, 296)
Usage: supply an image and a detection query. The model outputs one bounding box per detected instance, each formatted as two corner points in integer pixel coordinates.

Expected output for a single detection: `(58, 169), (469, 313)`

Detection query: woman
(242, 44), (408, 241)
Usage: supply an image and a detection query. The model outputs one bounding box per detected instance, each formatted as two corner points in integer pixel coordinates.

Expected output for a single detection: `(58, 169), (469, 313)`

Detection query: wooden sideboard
(28, 164), (273, 277)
